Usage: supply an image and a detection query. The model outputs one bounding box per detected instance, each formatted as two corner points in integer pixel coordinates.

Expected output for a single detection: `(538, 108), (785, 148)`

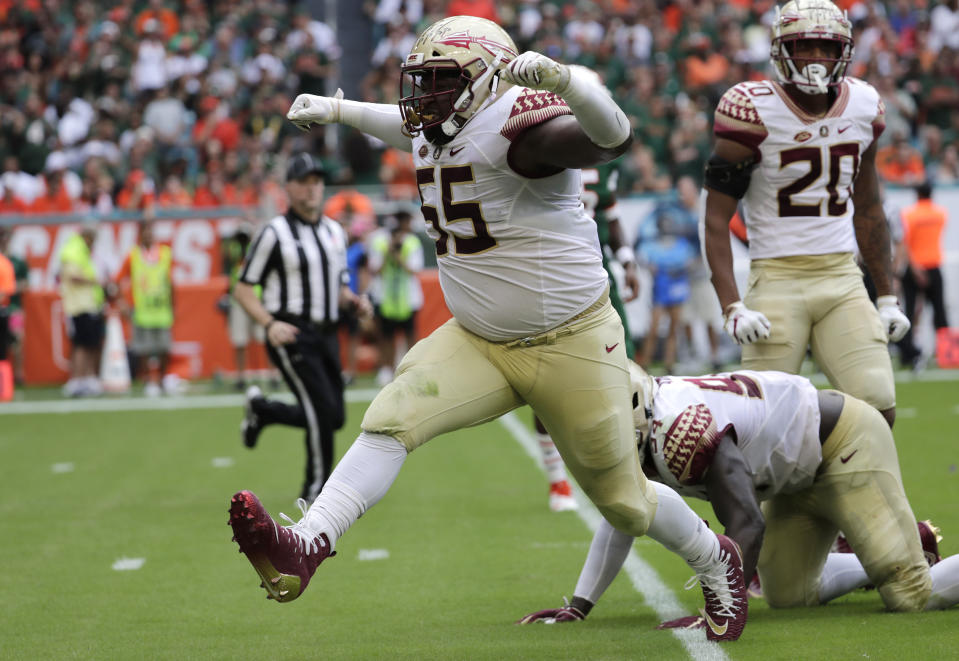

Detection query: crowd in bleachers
(1, 0), (958, 218)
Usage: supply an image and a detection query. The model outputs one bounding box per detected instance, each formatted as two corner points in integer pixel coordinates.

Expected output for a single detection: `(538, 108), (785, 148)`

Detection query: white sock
(644, 481), (719, 569)
(302, 432), (407, 549)
(573, 518), (635, 604)
(537, 433), (568, 484)
(818, 553), (871, 603)
(926, 555), (959, 610)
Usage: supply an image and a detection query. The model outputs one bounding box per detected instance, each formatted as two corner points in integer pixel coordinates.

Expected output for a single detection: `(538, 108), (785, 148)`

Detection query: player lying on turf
(520, 366), (959, 627)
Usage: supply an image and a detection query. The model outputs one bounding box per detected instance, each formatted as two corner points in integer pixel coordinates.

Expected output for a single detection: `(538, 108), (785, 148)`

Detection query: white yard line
(499, 412), (728, 661)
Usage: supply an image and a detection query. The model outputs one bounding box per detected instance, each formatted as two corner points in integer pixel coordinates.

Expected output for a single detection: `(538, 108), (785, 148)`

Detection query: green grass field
(1, 375), (957, 660)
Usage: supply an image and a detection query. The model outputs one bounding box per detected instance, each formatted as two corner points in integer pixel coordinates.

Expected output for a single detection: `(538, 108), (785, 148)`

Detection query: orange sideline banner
(21, 270), (451, 385)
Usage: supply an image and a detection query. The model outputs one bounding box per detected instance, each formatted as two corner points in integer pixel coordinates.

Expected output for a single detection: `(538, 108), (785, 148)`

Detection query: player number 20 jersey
(713, 78), (885, 260)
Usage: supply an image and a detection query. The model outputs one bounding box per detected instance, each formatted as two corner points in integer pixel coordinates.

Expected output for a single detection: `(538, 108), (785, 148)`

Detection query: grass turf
(1, 377), (956, 660)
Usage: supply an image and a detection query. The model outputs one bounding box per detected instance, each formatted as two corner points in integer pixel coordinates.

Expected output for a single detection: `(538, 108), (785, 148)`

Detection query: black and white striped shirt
(240, 210), (349, 323)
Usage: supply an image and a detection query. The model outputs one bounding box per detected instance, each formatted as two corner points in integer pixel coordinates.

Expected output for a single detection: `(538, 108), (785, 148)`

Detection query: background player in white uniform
(702, 0), (911, 428)
(227, 16), (747, 641)
(520, 367), (959, 626)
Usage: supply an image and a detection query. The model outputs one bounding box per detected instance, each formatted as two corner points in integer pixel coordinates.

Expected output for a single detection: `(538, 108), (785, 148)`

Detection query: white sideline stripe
(0, 388), (381, 415)
(499, 412), (727, 661)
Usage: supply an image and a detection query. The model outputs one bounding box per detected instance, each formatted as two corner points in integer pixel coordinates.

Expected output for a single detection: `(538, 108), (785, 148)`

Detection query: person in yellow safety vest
(367, 211), (423, 386)
(115, 220), (175, 396)
(59, 222), (106, 397)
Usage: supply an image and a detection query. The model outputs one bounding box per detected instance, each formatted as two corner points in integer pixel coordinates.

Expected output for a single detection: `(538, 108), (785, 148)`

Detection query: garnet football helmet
(770, 0), (853, 95)
(399, 15), (517, 144)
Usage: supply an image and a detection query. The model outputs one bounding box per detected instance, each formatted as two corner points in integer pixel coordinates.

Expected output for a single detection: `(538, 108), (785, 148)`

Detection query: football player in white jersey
(520, 365), (959, 627)
(227, 16), (748, 641)
(702, 0), (911, 428)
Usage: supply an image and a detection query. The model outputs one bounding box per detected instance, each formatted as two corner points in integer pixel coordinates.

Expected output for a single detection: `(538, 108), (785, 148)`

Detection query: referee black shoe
(242, 386), (265, 449)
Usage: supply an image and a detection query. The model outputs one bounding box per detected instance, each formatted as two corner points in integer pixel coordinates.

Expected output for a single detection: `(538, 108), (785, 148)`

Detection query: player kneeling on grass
(520, 365), (959, 628)
(228, 15), (748, 643)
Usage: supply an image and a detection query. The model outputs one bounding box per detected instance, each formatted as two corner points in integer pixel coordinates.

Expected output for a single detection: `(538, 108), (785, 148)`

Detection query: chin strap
(440, 50), (509, 138)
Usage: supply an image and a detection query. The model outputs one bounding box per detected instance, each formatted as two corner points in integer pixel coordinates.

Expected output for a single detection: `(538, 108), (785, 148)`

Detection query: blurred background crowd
(2, 0), (959, 215)
(0, 0), (956, 393)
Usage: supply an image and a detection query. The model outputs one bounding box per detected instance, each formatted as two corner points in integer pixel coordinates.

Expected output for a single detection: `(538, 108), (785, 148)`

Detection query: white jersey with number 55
(713, 78), (885, 260)
(412, 84), (606, 342)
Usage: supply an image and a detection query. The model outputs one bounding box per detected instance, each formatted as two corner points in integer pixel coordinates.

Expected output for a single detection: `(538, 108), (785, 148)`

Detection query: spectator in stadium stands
(917, 50), (959, 132)
(444, 0), (499, 22)
(29, 154), (76, 214)
(193, 170), (240, 207)
(134, 0), (179, 42)
(934, 144), (959, 185)
(115, 220), (175, 396)
(371, 19), (417, 68)
(58, 223), (105, 398)
(116, 169), (157, 216)
(877, 131), (927, 186)
(683, 32), (730, 98)
(323, 189), (376, 225)
(368, 211), (423, 386)
(875, 75), (917, 148)
(895, 181), (950, 370)
(157, 175), (193, 208)
(0, 176), (29, 214)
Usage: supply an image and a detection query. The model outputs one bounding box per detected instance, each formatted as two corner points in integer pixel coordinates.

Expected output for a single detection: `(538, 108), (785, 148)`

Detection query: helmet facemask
(770, 0), (854, 95)
(400, 51), (507, 145)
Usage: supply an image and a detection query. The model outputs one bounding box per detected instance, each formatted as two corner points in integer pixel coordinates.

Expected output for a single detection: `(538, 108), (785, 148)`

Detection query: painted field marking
(499, 412), (727, 661)
(112, 557), (146, 571)
(358, 549), (390, 561)
(51, 462), (75, 473)
(211, 457), (235, 468)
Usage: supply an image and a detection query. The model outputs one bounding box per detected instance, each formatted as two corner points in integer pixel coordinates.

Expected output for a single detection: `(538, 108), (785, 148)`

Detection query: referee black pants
(896, 266), (949, 365)
(262, 324), (345, 500)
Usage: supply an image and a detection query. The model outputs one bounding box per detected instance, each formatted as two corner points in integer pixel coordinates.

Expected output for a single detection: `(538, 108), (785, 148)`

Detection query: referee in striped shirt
(234, 153), (371, 500)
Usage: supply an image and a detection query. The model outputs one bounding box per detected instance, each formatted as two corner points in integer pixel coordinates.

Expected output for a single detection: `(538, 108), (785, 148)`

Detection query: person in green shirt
(116, 220), (174, 396)
(59, 223), (106, 397)
(368, 211), (423, 386)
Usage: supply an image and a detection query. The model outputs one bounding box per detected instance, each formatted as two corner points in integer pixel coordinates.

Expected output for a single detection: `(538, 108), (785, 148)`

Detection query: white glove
(876, 295), (911, 342)
(287, 89), (344, 132)
(501, 51), (570, 94)
(723, 301), (771, 345)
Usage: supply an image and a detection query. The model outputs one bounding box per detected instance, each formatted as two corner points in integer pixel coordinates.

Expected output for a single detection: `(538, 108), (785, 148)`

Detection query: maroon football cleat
(696, 534), (748, 642)
(229, 490), (334, 602)
(918, 520), (943, 567)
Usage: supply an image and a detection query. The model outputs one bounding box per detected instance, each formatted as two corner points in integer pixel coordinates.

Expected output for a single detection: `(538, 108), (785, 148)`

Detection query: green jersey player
(583, 160), (639, 359)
